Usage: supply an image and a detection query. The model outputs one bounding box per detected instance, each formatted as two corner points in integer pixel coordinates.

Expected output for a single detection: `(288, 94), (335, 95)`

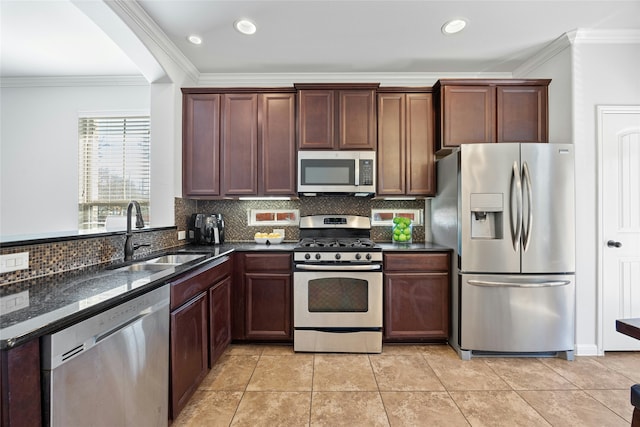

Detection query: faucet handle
(133, 243), (151, 250)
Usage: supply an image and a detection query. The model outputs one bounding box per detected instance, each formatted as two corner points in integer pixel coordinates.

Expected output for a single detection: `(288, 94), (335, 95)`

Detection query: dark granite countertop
(0, 241), (450, 350)
(0, 247), (233, 350)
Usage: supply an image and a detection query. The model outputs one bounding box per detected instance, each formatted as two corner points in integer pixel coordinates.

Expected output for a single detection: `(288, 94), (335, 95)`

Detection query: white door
(600, 106), (640, 351)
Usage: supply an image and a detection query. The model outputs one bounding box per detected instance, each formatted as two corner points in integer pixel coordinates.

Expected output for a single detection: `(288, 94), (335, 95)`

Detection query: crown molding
(513, 29), (640, 77)
(107, 0), (200, 83)
(572, 29), (640, 44)
(513, 32), (573, 76)
(0, 75), (149, 88)
(197, 71), (513, 87)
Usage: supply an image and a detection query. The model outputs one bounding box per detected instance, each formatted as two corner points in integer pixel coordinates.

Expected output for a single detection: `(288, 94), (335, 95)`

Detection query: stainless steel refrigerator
(432, 143), (575, 360)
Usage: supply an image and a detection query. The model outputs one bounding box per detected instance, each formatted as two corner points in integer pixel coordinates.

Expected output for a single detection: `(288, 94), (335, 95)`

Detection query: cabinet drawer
(243, 252), (292, 272)
(170, 256), (231, 310)
(384, 252), (449, 272)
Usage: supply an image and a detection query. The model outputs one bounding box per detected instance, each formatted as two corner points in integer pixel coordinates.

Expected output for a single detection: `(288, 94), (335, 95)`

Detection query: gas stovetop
(296, 237), (378, 250)
(294, 215), (381, 263)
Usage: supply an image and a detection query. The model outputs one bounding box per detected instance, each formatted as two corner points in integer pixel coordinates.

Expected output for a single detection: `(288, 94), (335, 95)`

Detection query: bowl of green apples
(392, 217), (413, 245)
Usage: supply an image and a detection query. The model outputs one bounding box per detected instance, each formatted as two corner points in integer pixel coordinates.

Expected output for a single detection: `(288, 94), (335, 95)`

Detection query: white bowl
(254, 236), (284, 245)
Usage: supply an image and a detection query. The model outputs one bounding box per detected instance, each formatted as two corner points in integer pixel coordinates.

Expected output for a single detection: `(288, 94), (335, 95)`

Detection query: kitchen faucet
(124, 201), (148, 261)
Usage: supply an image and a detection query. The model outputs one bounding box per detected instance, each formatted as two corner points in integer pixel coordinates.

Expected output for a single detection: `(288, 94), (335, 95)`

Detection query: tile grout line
(368, 353), (392, 427)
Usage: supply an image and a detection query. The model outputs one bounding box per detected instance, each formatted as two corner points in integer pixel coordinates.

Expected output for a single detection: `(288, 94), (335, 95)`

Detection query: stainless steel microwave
(297, 151), (376, 195)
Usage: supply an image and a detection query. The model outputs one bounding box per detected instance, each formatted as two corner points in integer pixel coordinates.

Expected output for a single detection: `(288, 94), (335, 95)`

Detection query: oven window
(307, 278), (368, 312)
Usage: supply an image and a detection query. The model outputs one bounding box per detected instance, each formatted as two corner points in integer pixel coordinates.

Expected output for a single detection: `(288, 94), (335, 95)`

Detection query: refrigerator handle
(468, 279), (571, 288)
(522, 161), (533, 252)
(511, 161), (523, 252)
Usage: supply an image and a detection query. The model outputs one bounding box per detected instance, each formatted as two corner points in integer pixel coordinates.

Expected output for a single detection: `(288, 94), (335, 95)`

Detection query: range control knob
(355, 253), (362, 260)
(366, 253), (372, 260)
(335, 253), (341, 260)
(315, 253), (322, 260)
(304, 253), (311, 260)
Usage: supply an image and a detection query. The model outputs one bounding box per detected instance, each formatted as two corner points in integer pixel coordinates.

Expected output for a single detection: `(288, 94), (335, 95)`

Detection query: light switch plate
(178, 231), (186, 240)
(273, 228), (285, 238)
(0, 252), (29, 273)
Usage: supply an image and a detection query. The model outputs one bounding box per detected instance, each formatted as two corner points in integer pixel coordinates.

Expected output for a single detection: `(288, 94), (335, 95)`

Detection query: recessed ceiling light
(441, 19), (467, 35)
(234, 19), (257, 35)
(188, 35), (202, 45)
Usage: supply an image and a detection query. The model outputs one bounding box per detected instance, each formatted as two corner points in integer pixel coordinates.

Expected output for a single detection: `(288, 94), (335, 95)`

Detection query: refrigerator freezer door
(520, 143), (575, 273)
(461, 144), (521, 273)
(460, 273), (575, 353)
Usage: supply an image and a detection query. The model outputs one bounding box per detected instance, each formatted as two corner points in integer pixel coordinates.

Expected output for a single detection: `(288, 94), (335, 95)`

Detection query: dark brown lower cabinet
(0, 339), (41, 427)
(383, 252), (450, 342)
(170, 292), (208, 419)
(169, 257), (233, 419)
(209, 276), (232, 366)
(233, 252), (293, 342)
(245, 273), (292, 340)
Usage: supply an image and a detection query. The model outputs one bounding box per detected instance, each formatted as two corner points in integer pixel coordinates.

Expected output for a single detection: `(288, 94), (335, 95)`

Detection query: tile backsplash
(0, 196), (427, 286)
(190, 196), (427, 243)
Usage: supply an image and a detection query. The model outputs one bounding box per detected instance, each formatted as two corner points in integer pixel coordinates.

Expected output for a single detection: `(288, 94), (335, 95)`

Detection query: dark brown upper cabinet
(433, 79), (550, 155)
(377, 89), (435, 196)
(182, 89), (296, 198)
(295, 83), (379, 150)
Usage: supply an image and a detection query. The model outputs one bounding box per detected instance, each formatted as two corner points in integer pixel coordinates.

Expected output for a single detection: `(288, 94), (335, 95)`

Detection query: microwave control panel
(359, 159), (374, 186)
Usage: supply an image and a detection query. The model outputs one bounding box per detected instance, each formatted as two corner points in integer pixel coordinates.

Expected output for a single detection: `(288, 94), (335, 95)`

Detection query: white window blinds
(78, 115), (150, 230)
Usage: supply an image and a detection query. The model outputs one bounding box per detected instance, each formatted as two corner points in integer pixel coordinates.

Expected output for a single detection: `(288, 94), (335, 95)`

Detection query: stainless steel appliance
(188, 213), (225, 244)
(432, 143), (575, 360)
(293, 215), (382, 353)
(41, 285), (170, 426)
(297, 150), (376, 195)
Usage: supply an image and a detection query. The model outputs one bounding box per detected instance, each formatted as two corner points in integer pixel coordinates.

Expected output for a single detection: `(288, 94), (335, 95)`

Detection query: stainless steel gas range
(293, 215), (382, 353)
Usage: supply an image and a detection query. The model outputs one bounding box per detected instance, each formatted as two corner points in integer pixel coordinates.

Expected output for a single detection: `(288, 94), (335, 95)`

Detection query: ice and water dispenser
(470, 193), (503, 239)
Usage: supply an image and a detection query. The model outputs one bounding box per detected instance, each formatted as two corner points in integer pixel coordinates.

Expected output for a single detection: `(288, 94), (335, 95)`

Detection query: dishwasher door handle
(94, 310), (150, 345)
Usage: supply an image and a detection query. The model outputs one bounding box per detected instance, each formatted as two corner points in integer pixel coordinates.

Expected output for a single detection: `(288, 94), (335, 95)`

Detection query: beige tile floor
(171, 344), (640, 427)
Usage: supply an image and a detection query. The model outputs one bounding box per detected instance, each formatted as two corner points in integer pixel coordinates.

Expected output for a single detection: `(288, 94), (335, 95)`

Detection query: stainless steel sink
(114, 263), (174, 272)
(145, 254), (206, 265)
(111, 252), (207, 273)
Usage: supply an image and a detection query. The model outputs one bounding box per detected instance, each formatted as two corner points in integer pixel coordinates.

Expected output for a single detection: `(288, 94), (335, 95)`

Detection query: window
(247, 209), (299, 226)
(78, 114), (150, 230)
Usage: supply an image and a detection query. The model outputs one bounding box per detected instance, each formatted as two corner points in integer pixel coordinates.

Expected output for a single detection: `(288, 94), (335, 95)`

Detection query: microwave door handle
(354, 159), (360, 186)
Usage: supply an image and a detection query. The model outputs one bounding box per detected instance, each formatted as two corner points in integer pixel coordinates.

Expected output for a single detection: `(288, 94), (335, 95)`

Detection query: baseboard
(575, 344), (600, 356)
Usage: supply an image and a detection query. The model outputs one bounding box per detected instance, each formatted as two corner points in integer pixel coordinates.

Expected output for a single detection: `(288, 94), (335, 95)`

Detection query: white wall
(572, 41), (640, 354)
(515, 34), (640, 355)
(0, 84), (149, 236)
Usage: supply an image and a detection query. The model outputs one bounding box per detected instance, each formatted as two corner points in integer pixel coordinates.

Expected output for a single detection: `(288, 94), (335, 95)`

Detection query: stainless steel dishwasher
(41, 284), (169, 427)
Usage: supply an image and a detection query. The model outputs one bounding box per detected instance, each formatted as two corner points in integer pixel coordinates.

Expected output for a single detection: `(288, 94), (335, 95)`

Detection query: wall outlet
(0, 252), (29, 273)
(273, 228), (285, 238)
(0, 290), (29, 315)
(178, 230), (186, 240)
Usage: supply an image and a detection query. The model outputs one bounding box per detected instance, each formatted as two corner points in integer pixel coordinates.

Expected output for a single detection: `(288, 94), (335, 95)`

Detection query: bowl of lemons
(392, 217), (413, 245)
(254, 232), (284, 245)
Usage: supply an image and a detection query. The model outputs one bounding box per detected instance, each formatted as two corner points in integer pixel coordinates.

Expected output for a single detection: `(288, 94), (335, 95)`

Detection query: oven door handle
(295, 264), (382, 271)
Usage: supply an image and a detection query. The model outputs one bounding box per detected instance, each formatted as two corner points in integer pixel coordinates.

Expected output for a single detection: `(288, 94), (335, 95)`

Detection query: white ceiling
(2, 0), (640, 80)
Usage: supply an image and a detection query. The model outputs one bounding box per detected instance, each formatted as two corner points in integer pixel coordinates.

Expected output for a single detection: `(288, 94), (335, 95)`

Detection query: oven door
(293, 268), (382, 328)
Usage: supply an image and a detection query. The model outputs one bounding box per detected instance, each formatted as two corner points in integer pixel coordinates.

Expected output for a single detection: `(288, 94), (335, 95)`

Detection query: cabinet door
(384, 272), (449, 341)
(338, 90), (377, 149)
(0, 339), (41, 427)
(497, 86), (548, 143)
(298, 90), (334, 149)
(259, 93), (296, 195)
(170, 292), (208, 419)
(183, 93), (221, 196)
(209, 276), (231, 366)
(442, 85), (496, 146)
(221, 93), (258, 195)
(245, 273), (292, 341)
(406, 93), (435, 195)
(377, 93), (406, 195)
